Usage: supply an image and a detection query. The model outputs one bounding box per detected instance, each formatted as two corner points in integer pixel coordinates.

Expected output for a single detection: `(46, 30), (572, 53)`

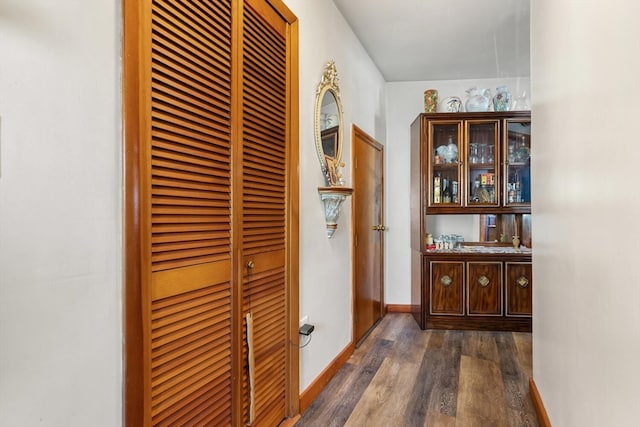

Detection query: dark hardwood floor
(296, 313), (538, 427)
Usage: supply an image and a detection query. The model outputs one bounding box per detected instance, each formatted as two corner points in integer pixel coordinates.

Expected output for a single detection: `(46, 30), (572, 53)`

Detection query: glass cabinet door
(466, 120), (499, 207)
(504, 120), (531, 206)
(428, 121), (462, 207)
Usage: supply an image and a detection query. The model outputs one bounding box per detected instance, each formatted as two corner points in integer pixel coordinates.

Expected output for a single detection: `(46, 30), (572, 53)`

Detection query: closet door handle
(246, 260), (255, 270)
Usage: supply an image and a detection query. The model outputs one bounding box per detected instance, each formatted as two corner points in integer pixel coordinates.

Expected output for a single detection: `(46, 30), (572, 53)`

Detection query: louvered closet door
(147, 1), (233, 425)
(240, 1), (290, 425)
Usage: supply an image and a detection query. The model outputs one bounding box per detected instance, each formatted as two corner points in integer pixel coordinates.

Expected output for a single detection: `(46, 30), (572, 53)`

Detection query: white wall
(531, 1), (640, 425)
(0, 1), (384, 423)
(0, 1), (121, 426)
(282, 0), (386, 391)
(385, 78), (530, 304)
(11, 2), (622, 425)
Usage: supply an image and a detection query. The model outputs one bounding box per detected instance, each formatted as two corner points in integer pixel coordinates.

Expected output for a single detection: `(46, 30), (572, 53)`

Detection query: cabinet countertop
(423, 246), (532, 256)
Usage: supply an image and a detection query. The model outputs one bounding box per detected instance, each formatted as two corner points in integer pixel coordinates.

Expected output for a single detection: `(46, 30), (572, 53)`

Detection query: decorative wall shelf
(318, 186), (353, 238)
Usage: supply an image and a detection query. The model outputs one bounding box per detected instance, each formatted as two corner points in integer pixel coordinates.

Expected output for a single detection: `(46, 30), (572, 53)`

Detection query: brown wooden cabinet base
(411, 252), (532, 332)
(424, 315), (531, 332)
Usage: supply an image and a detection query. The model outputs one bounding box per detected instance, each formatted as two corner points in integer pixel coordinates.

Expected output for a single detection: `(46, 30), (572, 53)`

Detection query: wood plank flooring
(296, 313), (537, 427)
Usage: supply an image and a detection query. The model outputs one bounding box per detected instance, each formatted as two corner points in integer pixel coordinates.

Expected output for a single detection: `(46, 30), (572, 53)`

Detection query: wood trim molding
(283, 6), (300, 419)
(386, 304), (412, 313)
(529, 378), (552, 427)
(299, 341), (355, 412)
(122, 0), (144, 424)
(278, 415), (301, 427)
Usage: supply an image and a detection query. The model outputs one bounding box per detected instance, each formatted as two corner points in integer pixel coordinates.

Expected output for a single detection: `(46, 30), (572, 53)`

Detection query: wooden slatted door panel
(149, 1), (233, 425)
(241, 1), (289, 425)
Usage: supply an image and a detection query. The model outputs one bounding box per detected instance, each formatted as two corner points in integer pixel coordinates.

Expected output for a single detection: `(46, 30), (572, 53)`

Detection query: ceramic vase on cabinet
(512, 235), (520, 249)
(424, 89), (438, 113)
(439, 96), (462, 112)
(492, 85), (511, 111)
(465, 87), (491, 112)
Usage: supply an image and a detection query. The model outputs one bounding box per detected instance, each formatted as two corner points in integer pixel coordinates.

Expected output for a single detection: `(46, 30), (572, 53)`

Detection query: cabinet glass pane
(430, 123), (461, 206)
(467, 122), (498, 205)
(505, 121), (531, 205)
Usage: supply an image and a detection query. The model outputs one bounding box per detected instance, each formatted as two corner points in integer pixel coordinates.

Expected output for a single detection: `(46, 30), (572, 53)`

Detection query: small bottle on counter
(425, 233), (436, 251)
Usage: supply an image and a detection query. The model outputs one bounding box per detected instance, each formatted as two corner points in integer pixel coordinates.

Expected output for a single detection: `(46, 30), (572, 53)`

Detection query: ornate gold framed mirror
(315, 61), (352, 237)
(315, 60), (345, 186)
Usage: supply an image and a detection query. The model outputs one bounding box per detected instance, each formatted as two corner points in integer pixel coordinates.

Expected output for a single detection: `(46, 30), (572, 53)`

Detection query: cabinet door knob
(371, 225), (386, 231)
(516, 276), (529, 288)
(478, 275), (490, 287)
(246, 260), (255, 270)
(440, 275), (452, 287)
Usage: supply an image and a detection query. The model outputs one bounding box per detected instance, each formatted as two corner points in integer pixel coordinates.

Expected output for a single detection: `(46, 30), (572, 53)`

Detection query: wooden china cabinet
(410, 111), (532, 331)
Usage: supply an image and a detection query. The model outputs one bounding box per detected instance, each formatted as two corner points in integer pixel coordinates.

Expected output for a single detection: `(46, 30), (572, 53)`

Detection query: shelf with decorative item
(317, 186), (353, 238)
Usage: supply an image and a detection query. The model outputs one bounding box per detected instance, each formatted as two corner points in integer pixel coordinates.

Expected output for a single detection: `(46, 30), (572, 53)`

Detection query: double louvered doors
(123, 1), (299, 426)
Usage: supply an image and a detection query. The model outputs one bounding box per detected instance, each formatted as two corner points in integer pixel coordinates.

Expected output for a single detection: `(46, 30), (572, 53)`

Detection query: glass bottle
(443, 184), (451, 203)
(471, 179), (480, 202)
(451, 181), (458, 203)
(469, 143), (478, 164)
(434, 174), (441, 204)
(512, 91), (530, 111)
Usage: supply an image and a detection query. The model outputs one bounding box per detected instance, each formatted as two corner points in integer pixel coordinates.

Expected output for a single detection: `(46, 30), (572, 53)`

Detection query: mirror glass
(426, 214), (532, 247)
(315, 61), (344, 186)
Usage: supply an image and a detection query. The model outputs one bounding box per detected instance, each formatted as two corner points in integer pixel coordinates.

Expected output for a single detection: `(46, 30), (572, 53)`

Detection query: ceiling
(332, 0), (530, 82)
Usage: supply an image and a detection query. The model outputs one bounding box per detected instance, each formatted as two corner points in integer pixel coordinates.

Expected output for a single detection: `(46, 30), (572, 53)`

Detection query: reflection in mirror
(314, 61), (344, 186)
(426, 214), (532, 247)
(321, 125), (338, 159)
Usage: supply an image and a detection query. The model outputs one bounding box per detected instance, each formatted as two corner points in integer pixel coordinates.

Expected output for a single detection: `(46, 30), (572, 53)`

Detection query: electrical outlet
(299, 316), (308, 328)
(299, 323), (314, 336)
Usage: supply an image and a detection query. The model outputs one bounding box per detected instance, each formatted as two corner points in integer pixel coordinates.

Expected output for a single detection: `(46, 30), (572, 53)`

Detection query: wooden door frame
(350, 124), (385, 345)
(122, 0), (299, 425)
(282, 3), (300, 418)
(122, 1), (145, 424)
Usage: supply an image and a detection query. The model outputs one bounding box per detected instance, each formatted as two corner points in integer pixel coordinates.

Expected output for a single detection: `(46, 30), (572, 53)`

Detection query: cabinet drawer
(467, 262), (503, 316)
(506, 262), (532, 316)
(430, 261), (464, 315)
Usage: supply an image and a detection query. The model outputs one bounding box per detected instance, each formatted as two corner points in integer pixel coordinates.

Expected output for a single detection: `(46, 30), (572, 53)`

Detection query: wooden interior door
(123, 1), (298, 425)
(237, 1), (296, 425)
(352, 125), (384, 345)
(142, 2), (235, 425)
